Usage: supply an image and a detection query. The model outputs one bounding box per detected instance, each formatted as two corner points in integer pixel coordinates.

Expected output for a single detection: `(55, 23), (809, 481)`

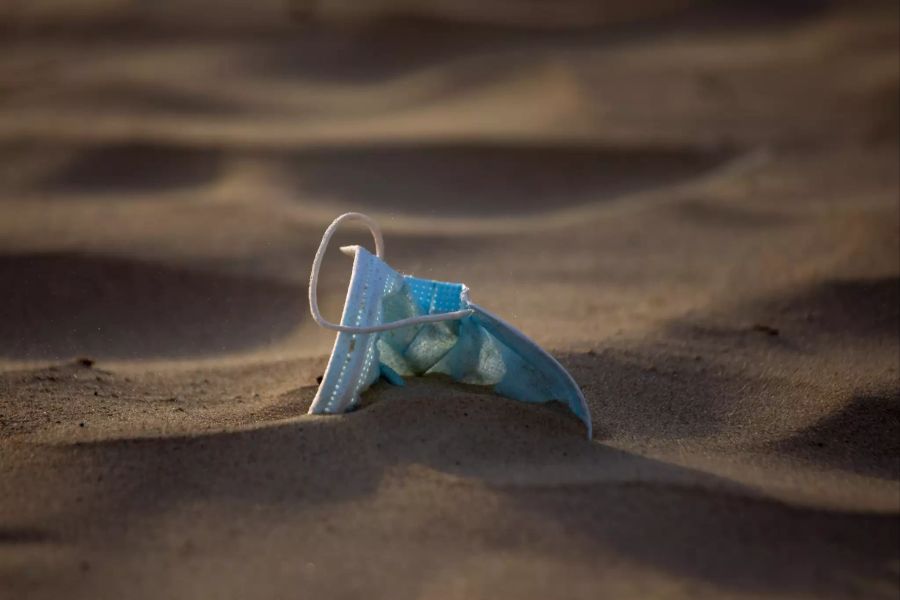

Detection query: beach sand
(1, 1), (898, 598)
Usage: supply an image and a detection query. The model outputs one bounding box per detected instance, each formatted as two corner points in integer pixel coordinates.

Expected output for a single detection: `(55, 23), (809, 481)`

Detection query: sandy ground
(1, 2), (898, 599)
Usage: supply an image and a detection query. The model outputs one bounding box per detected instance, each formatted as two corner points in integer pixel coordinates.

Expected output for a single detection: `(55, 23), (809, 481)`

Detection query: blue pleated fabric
(311, 245), (591, 437)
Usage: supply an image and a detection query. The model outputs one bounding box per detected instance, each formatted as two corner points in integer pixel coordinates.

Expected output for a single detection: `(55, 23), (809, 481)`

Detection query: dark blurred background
(0, 0), (896, 360)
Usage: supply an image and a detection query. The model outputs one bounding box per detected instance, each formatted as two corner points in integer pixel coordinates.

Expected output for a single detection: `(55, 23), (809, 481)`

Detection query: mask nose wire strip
(309, 212), (475, 334)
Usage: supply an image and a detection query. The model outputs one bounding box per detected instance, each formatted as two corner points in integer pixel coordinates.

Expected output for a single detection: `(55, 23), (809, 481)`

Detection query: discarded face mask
(308, 212), (592, 438)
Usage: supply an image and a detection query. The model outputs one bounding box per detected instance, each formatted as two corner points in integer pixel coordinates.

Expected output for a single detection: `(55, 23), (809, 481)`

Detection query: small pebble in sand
(751, 323), (780, 336)
(75, 357), (95, 368)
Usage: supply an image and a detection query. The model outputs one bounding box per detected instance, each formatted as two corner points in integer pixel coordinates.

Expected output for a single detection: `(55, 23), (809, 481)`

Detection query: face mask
(308, 213), (592, 438)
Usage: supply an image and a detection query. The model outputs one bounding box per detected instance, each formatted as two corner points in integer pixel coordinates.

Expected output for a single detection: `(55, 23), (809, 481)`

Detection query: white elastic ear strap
(308, 212), (474, 334)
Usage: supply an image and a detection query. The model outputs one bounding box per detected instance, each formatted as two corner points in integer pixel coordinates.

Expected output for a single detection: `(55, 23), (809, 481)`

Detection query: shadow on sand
(0, 252), (304, 360)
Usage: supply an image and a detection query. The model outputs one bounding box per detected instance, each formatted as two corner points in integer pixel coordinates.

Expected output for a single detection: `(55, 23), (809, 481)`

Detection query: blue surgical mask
(309, 213), (592, 438)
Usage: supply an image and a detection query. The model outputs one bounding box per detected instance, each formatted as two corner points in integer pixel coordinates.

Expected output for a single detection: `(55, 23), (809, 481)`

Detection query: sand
(1, 1), (898, 598)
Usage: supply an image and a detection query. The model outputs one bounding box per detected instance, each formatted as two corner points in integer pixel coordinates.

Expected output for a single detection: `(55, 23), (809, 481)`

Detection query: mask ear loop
(309, 212), (474, 334)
